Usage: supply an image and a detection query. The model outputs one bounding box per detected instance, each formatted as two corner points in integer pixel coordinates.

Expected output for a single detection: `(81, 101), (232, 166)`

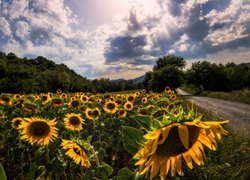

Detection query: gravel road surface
(176, 88), (250, 138)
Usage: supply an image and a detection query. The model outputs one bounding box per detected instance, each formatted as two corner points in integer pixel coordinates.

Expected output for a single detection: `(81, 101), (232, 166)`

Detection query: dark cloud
(30, 28), (50, 46)
(168, 0), (187, 16)
(127, 12), (142, 33)
(104, 34), (147, 64)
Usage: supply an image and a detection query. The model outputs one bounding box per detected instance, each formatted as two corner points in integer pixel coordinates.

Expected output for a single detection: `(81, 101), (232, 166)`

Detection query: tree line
(0, 52), (143, 93)
(144, 54), (250, 92)
(0, 52), (249, 94)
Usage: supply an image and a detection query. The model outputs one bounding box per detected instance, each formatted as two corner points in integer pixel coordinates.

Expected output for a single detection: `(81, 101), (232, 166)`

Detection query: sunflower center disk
(73, 147), (81, 155)
(69, 116), (81, 125)
(29, 121), (50, 137)
(107, 103), (115, 110)
(156, 126), (200, 157)
(93, 110), (99, 117)
(71, 100), (79, 107)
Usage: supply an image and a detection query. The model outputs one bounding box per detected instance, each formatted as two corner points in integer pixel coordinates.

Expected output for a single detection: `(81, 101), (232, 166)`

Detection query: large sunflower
(64, 113), (84, 131)
(104, 101), (118, 114)
(61, 139), (90, 168)
(134, 120), (228, 179)
(19, 117), (58, 146)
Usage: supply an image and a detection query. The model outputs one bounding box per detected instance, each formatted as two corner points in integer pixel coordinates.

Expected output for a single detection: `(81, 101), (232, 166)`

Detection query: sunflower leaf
(122, 126), (145, 154)
(132, 115), (152, 131)
(0, 163), (7, 180)
(117, 167), (134, 180)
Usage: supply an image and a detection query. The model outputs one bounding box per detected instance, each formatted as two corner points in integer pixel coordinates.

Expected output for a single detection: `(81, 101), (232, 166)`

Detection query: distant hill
(131, 74), (145, 82)
(111, 75), (145, 83)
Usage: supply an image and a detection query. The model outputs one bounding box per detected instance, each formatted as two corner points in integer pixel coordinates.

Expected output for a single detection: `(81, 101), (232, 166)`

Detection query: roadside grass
(180, 84), (250, 105)
(200, 89), (250, 105)
(179, 99), (250, 180)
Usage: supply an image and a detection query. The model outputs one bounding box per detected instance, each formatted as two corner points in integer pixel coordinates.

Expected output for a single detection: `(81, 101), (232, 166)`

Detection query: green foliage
(185, 61), (250, 92)
(0, 52), (94, 93)
(144, 54), (185, 92)
(117, 167), (135, 180)
(121, 126), (145, 154)
(0, 163), (7, 180)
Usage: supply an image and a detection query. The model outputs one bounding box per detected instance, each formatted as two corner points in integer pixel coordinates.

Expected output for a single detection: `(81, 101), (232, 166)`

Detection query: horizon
(0, 0), (250, 79)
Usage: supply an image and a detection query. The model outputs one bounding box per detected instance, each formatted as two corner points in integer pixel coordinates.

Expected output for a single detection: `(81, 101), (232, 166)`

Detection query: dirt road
(176, 88), (250, 138)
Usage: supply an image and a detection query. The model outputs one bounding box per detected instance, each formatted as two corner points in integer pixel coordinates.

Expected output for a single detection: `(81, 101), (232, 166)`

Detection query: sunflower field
(0, 88), (232, 179)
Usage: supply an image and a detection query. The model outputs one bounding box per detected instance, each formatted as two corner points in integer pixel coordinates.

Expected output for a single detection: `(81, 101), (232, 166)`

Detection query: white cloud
(3, 0), (28, 19)
(15, 21), (30, 41)
(0, 17), (12, 36)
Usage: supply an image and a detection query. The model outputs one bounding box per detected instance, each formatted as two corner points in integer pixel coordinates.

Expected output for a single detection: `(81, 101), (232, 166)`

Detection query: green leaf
(132, 115), (152, 131)
(95, 163), (113, 180)
(122, 126), (145, 154)
(0, 163), (7, 180)
(117, 167), (134, 180)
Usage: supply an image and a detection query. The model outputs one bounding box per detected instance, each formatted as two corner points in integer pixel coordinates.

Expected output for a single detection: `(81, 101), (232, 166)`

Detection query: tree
(144, 54), (185, 91)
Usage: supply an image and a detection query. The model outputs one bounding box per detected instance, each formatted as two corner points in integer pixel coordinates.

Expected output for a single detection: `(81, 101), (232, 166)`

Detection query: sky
(0, 0), (250, 80)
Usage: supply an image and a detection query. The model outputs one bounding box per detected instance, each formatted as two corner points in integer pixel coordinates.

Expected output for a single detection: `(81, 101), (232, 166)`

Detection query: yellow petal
(166, 159), (170, 176)
(135, 158), (146, 166)
(150, 156), (161, 179)
(178, 124), (189, 149)
(144, 130), (161, 140)
(198, 134), (216, 151)
(189, 149), (201, 166)
(170, 157), (177, 177)
(149, 139), (159, 155)
(176, 155), (182, 176)
(192, 144), (204, 165)
(160, 161), (167, 180)
(158, 126), (171, 144)
(183, 152), (193, 169)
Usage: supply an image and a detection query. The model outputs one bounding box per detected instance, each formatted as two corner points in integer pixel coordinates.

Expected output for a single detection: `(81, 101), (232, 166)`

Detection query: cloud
(0, 17), (12, 36)
(15, 21), (30, 41)
(0, 0), (250, 80)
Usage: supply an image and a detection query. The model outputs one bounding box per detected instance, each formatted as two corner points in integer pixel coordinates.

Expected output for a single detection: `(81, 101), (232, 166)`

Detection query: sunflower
(60, 93), (68, 99)
(170, 94), (177, 101)
(85, 108), (94, 120)
(40, 94), (51, 104)
(134, 120), (228, 179)
(81, 95), (89, 104)
(56, 89), (62, 95)
(96, 98), (102, 103)
(92, 108), (101, 120)
(64, 113), (84, 131)
(19, 117), (58, 146)
(68, 99), (80, 108)
(104, 101), (118, 114)
(127, 94), (136, 102)
(138, 108), (150, 116)
(14, 94), (22, 100)
(61, 139), (90, 168)
(11, 117), (23, 129)
(52, 98), (64, 107)
(118, 109), (127, 119)
(0, 94), (12, 106)
(142, 97), (148, 104)
(22, 102), (36, 112)
(164, 87), (171, 93)
(124, 101), (134, 111)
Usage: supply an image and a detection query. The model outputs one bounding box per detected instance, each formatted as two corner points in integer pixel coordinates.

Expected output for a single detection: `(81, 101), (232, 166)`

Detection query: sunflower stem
(87, 141), (100, 166)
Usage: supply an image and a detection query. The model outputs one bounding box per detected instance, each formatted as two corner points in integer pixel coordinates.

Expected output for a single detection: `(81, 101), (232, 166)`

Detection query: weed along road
(176, 88), (250, 138)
